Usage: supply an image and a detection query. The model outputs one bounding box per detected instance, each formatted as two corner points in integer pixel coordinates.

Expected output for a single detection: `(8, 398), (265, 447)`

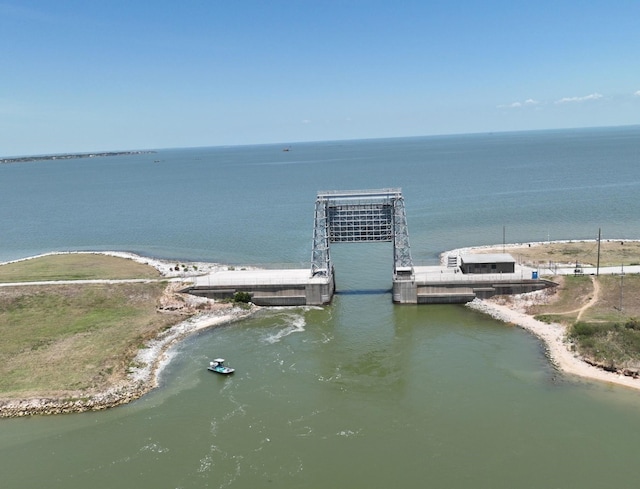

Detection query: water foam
(263, 313), (306, 344)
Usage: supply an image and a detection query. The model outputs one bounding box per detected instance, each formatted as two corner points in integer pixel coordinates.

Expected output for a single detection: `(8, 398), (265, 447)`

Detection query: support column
(310, 195), (332, 278)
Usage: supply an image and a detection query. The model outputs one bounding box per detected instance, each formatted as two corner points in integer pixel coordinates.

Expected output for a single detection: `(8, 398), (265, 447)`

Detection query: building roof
(459, 253), (515, 264)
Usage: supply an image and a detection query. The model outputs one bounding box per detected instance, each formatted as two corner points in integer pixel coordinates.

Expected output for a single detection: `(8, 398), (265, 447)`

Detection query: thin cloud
(554, 93), (603, 104)
(634, 90), (640, 97)
(498, 102), (522, 109)
(497, 98), (540, 109)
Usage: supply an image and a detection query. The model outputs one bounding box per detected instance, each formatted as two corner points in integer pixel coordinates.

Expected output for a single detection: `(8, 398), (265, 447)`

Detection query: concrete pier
(393, 265), (553, 304)
(184, 268), (335, 306)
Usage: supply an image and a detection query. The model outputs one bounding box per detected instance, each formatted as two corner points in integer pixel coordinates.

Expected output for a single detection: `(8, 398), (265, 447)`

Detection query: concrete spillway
(184, 264), (553, 306)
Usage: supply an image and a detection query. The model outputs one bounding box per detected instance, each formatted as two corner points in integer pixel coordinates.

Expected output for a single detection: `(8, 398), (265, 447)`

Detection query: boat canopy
(213, 358), (225, 363)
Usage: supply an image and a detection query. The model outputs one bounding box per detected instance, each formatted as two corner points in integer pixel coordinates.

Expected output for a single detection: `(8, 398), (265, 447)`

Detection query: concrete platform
(406, 264), (553, 304)
(185, 268), (335, 306)
(183, 263), (554, 306)
(413, 264), (539, 283)
(192, 268), (328, 287)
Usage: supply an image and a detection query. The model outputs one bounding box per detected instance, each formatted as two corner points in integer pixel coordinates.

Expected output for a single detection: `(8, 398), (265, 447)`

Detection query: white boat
(207, 358), (235, 375)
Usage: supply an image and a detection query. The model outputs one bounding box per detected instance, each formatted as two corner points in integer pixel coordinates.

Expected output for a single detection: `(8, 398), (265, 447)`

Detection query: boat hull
(207, 366), (235, 375)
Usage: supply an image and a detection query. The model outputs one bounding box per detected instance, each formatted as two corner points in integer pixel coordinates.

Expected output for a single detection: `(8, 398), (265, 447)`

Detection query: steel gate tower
(310, 189), (414, 281)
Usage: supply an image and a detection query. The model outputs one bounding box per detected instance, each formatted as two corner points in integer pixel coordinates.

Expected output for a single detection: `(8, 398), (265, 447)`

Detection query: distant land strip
(1, 150), (155, 164)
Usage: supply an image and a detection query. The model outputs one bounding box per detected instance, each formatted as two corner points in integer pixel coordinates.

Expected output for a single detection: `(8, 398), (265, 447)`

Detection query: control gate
(310, 189), (414, 281)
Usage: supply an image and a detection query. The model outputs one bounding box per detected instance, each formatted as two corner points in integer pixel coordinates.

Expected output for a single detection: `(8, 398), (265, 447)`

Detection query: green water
(3, 253), (640, 488)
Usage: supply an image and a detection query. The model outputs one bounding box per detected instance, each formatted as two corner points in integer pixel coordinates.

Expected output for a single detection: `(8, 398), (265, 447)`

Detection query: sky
(2, 0), (639, 157)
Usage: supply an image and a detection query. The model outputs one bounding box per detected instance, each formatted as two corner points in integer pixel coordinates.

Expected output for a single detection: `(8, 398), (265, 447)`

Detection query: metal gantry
(310, 194), (331, 277)
(392, 194), (413, 277)
(310, 189), (414, 278)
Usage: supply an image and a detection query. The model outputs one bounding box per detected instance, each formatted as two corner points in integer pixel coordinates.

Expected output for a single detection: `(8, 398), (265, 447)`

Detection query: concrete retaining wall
(185, 273), (554, 306)
(184, 275), (336, 306)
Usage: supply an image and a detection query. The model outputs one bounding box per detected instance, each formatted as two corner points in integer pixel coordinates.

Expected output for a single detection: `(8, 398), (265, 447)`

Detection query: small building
(459, 253), (515, 274)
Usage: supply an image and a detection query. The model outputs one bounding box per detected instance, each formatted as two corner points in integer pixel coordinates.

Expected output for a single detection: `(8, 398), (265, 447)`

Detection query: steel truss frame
(310, 189), (414, 278)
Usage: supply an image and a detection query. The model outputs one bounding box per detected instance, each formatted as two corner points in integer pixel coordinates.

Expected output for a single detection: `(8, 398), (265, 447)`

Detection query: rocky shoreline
(452, 241), (640, 391)
(0, 305), (257, 418)
(466, 287), (640, 392)
(0, 251), (259, 418)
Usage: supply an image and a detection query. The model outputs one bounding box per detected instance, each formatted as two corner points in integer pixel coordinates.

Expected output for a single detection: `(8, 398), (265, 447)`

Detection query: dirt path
(576, 276), (599, 322)
(550, 275), (600, 321)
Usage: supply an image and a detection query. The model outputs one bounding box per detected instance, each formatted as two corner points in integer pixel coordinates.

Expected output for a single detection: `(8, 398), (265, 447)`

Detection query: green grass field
(0, 255), (177, 398)
(529, 274), (640, 370)
(0, 253), (162, 283)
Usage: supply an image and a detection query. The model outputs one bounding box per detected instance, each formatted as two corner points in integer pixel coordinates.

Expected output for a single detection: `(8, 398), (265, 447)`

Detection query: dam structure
(310, 189), (414, 299)
(185, 189), (551, 305)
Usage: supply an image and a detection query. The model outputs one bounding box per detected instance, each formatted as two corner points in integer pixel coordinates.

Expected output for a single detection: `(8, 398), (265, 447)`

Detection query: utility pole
(596, 228), (601, 277)
(502, 225), (505, 254)
(620, 263), (624, 312)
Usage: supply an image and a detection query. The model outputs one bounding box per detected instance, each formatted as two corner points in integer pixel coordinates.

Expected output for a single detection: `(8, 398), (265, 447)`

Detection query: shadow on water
(334, 288), (392, 295)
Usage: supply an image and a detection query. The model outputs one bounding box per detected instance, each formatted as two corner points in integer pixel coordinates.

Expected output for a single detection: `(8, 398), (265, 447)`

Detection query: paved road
(0, 278), (182, 287)
(540, 265), (640, 276)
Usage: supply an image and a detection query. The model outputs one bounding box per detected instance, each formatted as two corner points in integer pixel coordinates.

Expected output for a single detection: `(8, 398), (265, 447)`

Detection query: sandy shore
(457, 241), (640, 392)
(466, 297), (640, 391)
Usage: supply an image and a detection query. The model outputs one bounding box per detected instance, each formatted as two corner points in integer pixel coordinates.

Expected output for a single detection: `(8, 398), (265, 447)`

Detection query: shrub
(233, 291), (252, 303)
(624, 318), (640, 330)
(570, 322), (600, 338)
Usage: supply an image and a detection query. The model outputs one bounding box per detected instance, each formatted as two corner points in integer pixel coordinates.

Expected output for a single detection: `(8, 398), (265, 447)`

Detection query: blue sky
(2, 0), (639, 156)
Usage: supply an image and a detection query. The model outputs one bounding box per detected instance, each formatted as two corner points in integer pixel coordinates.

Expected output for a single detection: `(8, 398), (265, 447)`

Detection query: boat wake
(263, 313), (306, 344)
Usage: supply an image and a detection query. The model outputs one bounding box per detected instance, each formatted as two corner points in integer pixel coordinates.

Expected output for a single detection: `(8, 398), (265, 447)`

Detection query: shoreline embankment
(0, 252), (259, 418)
(466, 297), (640, 391)
(451, 240), (640, 392)
(0, 307), (256, 418)
(2, 243), (640, 417)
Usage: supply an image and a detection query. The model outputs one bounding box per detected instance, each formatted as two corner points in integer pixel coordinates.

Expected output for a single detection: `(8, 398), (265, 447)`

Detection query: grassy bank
(528, 274), (640, 372)
(3, 246), (639, 401)
(473, 241), (640, 372)
(0, 282), (178, 398)
(0, 253), (162, 283)
(505, 240), (640, 268)
(0, 255), (178, 399)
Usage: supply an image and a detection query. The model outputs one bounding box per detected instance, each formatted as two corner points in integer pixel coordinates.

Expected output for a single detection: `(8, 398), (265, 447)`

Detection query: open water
(2, 126), (640, 488)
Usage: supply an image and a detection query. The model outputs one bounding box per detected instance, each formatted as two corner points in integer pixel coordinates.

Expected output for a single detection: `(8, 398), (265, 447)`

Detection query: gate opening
(310, 189), (414, 282)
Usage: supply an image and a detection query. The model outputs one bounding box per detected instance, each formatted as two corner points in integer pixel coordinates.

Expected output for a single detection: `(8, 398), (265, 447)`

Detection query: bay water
(2, 126), (640, 488)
